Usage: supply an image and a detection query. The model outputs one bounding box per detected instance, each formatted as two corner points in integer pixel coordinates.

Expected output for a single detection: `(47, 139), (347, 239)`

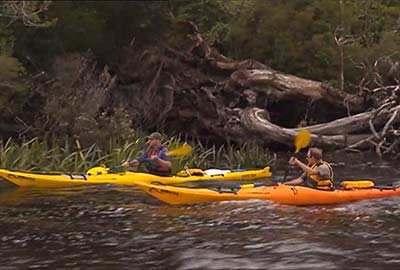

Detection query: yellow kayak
(0, 166), (271, 188)
(133, 180), (400, 205)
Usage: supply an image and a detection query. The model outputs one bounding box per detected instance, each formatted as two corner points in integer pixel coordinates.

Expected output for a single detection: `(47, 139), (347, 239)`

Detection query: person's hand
(288, 156), (298, 165)
(122, 161), (129, 167)
(130, 160), (139, 166)
(150, 155), (159, 161)
(123, 160), (139, 167)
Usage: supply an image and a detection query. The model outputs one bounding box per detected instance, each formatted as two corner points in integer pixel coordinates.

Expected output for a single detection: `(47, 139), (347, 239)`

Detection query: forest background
(0, 0), (399, 171)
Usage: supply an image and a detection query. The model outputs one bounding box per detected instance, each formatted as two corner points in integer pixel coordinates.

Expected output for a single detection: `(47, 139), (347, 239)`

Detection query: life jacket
(304, 161), (334, 191)
(145, 145), (171, 174)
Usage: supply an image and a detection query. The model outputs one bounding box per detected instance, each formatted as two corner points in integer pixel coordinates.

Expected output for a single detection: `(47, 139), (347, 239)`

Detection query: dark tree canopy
(0, 1), (400, 155)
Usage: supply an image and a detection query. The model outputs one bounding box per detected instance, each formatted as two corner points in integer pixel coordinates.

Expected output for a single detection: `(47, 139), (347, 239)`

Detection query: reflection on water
(0, 152), (400, 269)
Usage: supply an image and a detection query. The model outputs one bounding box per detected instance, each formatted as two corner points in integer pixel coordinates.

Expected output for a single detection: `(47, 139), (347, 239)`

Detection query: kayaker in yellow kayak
(285, 147), (334, 190)
(122, 132), (172, 176)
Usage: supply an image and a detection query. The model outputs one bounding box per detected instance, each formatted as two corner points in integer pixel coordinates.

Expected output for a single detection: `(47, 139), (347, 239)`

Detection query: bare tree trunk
(334, 27), (345, 92)
(235, 107), (400, 150)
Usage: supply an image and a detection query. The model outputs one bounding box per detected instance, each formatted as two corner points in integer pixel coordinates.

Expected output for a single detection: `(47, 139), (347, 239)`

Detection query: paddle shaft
(282, 166), (290, 183)
(282, 160), (296, 183)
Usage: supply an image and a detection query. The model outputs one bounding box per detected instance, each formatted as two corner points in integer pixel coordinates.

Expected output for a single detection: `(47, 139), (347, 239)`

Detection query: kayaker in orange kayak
(285, 147), (334, 190)
(122, 132), (172, 176)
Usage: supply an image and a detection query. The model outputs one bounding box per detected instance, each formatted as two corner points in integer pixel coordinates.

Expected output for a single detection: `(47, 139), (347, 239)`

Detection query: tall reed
(0, 137), (274, 173)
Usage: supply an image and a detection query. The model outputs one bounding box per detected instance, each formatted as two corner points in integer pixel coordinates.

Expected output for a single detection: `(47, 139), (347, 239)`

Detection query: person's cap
(147, 132), (162, 140)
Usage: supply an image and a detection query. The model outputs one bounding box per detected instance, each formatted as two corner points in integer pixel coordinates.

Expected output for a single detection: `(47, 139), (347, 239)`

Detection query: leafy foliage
(7, 0), (400, 84)
(0, 1), (54, 131)
(0, 34), (27, 121)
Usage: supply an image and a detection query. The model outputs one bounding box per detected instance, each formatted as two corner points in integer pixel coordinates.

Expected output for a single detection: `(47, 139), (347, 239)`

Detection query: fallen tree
(29, 24), (400, 157)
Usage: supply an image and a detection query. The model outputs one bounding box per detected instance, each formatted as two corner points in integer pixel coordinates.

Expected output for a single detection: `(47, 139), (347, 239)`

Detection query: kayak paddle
(86, 144), (193, 175)
(165, 143), (192, 157)
(282, 129), (311, 182)
(294, 130), (311, 154)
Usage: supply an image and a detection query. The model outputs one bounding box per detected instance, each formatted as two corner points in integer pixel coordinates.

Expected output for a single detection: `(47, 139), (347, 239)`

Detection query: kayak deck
(134, 181), (400, 206)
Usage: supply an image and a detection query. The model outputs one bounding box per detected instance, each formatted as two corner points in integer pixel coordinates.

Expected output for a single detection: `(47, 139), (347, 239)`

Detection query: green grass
(0, 136), (274, 173)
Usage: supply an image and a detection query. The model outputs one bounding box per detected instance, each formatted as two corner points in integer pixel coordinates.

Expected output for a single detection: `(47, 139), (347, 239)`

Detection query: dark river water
(0, 152), (399, 270)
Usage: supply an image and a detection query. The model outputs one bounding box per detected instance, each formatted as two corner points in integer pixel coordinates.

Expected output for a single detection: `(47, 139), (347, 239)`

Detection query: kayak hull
(0, 166), (271, 188)
(134, 182), (400, 206)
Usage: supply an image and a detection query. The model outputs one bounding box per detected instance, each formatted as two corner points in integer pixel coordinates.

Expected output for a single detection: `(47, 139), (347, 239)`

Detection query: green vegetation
(3, 1), (399, 83)
(0, 1), (399, 163)
(0, 137), (274, 173)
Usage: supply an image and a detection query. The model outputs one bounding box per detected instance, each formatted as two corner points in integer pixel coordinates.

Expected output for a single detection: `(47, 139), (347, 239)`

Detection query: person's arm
(316, 164), (331, 179)
(122, 160), (138, 167)
(289, 157), (318, 175)
(122, 150), (150, 167)
(151, 148), (172, 169)
(284, 171), (306, 185)
(137, 150), (152, 163)
(284, 177), (303, 185)
(153, 158), (171, 169)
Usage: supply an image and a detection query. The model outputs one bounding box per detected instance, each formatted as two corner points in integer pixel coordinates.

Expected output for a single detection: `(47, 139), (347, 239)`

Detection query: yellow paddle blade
(86, 166), (109, 175)
(294, 129), (311, 153)
(165, 144), (193, 157)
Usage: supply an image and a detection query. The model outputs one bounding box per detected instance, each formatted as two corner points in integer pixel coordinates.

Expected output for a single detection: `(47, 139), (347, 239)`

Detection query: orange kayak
(134, 181), (400, 205)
